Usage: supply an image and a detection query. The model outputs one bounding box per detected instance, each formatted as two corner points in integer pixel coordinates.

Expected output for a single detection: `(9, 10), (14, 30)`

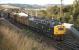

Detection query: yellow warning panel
(54, 25), (66, 37)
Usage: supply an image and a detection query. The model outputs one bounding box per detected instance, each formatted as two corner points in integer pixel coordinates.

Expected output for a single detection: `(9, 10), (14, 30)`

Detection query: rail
(63, 23), (79, 39)
(69, 27), (79, 39)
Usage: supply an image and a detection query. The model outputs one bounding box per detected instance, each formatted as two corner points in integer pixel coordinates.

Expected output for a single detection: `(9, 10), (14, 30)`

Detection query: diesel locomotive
(9, 12), (66, 39)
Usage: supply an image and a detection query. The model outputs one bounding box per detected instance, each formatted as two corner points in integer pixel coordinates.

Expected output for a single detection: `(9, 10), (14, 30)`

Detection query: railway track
(54, 37), (79, 50)
(59, 30), (79, 50)
(3, 17), (79, 50)
(64, 40), (79, 50)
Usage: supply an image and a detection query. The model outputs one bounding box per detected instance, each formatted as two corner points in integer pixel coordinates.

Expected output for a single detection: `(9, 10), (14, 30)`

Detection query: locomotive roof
(29, 17), (61, 26)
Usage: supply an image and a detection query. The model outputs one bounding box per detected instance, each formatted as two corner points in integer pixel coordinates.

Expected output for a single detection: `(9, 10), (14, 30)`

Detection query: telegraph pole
(60, 0), (63, 17)
(59, 0), (63, 22)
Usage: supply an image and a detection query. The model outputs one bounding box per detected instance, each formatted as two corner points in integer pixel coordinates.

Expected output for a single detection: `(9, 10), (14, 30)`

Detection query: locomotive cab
(54, 25), (66, 37)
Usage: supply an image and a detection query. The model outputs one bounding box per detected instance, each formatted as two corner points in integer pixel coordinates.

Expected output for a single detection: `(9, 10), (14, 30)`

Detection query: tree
(47, 6), (60, 19)
(36, 10), (47, 19)
(63, 5), (73, 14)
(63, 12), (73, 23)
(38, 10), (47, 17)
(73, 0), (79, 20)
(73, 0), (79, 28)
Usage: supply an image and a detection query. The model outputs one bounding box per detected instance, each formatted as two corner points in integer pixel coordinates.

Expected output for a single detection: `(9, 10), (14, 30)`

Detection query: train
(9, 12), (66, 40)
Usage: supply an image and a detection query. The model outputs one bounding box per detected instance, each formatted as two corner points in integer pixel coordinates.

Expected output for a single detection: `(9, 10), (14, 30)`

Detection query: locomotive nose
(54, 25), (66, 37)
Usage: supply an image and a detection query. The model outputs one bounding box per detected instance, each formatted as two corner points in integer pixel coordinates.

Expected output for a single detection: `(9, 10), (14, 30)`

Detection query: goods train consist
(9, 12), (66, 40)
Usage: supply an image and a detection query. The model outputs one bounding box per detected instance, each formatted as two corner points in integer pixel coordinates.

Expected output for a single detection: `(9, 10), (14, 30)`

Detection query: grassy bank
(0, 19), (56, 50)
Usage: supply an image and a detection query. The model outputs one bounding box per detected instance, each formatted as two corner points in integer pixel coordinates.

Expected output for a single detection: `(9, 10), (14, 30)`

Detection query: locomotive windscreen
(58, 28), (64, 30)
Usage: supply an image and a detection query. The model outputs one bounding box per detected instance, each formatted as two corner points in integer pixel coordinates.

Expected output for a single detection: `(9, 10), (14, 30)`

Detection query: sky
(0, 0), (75, 5)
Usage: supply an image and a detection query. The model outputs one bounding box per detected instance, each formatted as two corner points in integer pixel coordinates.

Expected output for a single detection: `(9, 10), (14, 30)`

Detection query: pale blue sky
(0, 0), (74, 5)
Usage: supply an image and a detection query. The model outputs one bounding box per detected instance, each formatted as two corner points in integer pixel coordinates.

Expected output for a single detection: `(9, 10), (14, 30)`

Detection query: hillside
(0, 4), (19, 9)
(0, 4), (45, 9)
(0, 3), (70, 9)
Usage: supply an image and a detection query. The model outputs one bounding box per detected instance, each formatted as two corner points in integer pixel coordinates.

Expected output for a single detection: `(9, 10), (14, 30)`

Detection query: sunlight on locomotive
(54, 25), (66, 37)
